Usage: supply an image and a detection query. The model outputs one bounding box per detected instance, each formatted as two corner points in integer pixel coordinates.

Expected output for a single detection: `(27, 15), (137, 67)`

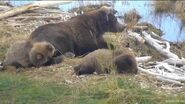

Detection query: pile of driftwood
(0, 1), (72, 19)
(0, 1), (74, 33)
(129, 29), (185, 86)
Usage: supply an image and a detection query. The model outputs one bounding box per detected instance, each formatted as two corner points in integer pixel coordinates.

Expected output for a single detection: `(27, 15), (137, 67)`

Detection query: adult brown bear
(29, 6), (125, 56)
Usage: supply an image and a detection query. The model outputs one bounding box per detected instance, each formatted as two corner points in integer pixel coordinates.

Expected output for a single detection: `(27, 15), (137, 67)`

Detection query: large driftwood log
(142, 31), (179, 59)
(127, 31), (145, 44)
(138, 67), (185, 82)
(0, 6), (12, 11)
(0, 1), (72, 20)
(156, 76), (183, 86)
(163, 58), (185, 66)
(128, 31), (179, 59)
(128, 31), (185, 65)
(127, 30), (185, 86)
(136, 56), (152, 63)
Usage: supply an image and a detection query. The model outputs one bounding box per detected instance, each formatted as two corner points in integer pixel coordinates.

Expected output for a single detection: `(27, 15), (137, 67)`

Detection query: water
(113, 1), (185, 42)
(10, 0), (185, 42)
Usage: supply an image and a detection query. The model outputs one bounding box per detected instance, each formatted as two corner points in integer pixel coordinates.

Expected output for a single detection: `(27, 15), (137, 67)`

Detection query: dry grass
(123, 9), (141, 29)
(153, 0), (176, 15)
(174, 1), (185, 19)
(0, 23), (28, 60)
(138, 22), (164, 36)
(0, 23), (28, 45)
(154, 0), (185, 29)
(1, 67), (185, 104)
(0, 19), (175, 81)
(0, 8), (185, 103)
(154, 0), (185, 57)
(0, 18), (181, 73)
(68, 4), (111, 14)
(170, 41), (185, 58)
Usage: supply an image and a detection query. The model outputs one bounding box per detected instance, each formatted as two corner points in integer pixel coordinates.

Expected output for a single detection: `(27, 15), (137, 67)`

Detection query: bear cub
(74, 49), (138, 75)
(2, 40), (63, 69)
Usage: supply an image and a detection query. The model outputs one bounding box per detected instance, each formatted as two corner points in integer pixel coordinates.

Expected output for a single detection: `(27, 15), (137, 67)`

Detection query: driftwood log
(127, 27), (185, 86)
(0, 1), (72, 20)
(142, 31), (179, 59)
(136, 56), (152, 63)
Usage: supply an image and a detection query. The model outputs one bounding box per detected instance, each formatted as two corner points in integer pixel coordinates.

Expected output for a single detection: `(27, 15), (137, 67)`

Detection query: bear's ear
(36, 53), (43, 60)
(99, 6), (117, 22)
(100, 6), (117, 15)
(99, 8), (109, 22)
(74, 65), (80, 72)
(46, 43), (55, 55)
(46, 44), (53, 51)
(74, 65), (81, 75)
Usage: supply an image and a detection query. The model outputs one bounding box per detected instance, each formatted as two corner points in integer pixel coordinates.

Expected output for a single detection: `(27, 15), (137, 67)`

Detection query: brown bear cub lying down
(74, 49), (138, 75)
(1, 40), (63, 69)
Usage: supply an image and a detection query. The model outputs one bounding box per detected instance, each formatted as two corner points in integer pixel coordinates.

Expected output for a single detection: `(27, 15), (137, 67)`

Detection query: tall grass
(0, 72), (73, 104)
(0, 72), (185, 104)
(153, 0), (176, 15)
(154, 0), (185, 31)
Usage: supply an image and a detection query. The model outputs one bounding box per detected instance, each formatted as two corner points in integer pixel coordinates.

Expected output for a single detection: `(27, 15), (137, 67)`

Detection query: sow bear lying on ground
(1, 40), (63, 69)
(74, 49), (138, 75)
(29, 6), (125, 56)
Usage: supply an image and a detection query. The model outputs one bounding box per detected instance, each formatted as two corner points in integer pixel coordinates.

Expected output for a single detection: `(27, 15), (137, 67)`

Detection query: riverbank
(0, 3), (185, 104)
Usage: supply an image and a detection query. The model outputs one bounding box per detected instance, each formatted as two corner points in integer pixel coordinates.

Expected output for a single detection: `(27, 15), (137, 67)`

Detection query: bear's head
(98, 6), (125, 32)
(29, 42), (55, 67)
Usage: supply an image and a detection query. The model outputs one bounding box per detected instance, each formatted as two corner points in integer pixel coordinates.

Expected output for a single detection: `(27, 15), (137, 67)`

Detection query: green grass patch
(0, 73), (184, 104)
(0, 72), (72, 104)
(73, 77), (166, 104)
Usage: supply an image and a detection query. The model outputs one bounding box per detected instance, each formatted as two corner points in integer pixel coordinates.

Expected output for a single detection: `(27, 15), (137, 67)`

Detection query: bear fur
(74, 49), (138, 75)
(2, 40), (63, 68)
(29, 6), (125, 56)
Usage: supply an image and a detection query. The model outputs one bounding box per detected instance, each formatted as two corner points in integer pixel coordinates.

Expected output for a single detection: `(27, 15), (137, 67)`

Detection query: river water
(10, 0), (185, 42)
